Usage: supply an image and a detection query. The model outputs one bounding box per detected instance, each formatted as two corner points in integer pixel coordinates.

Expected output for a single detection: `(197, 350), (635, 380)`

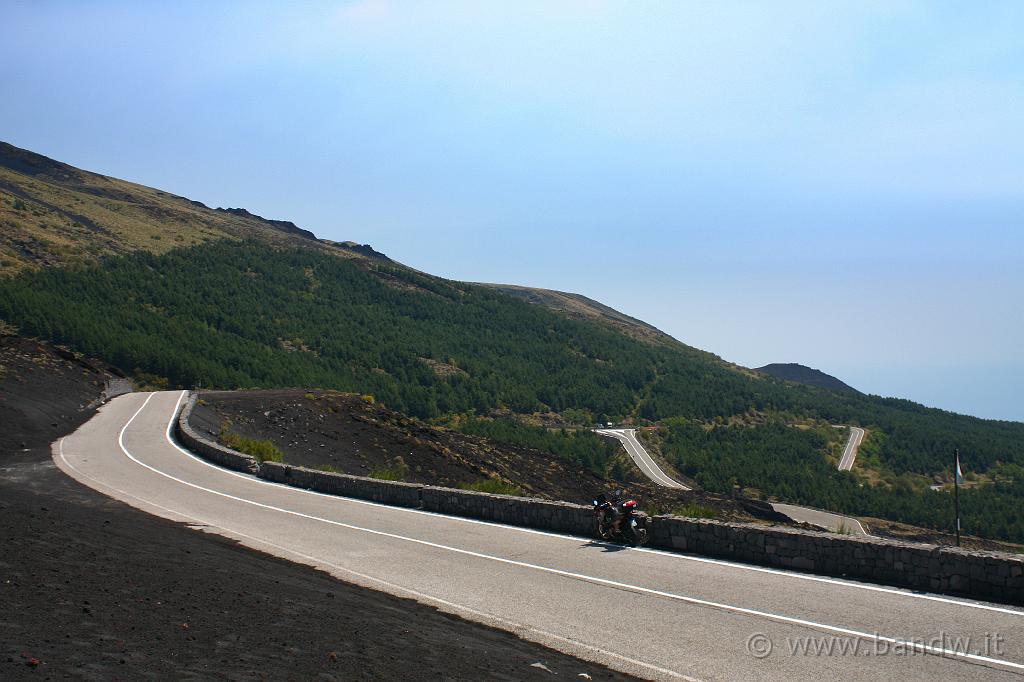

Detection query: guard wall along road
(176, 392), (1024, 605)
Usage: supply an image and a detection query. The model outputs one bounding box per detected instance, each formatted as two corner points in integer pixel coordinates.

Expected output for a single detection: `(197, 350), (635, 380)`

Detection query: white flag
(955, 453), (963, 484)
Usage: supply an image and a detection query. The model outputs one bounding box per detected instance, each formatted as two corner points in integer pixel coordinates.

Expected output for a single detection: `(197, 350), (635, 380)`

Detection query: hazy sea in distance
(834, 365), (1024, 423)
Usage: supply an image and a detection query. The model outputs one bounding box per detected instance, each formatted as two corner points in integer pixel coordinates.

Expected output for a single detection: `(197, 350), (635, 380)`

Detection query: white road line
(603, 423), (871, 536)
(56, 435), (693, 682)
(624, 432), (685, 488)
(845, 516), (869, 536)
(75, 392), (1024, 673)
(165, 392), (1022, 618)
(771, 503), (870, 537)
(838, 427), (865, 472)
(597, 429), (687, 489)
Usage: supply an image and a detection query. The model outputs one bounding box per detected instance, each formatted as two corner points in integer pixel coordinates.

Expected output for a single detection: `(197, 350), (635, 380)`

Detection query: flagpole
(954, 448), (961, 547)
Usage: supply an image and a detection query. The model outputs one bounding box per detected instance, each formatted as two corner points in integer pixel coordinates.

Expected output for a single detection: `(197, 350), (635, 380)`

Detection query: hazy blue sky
(3, 1), (1022, 421)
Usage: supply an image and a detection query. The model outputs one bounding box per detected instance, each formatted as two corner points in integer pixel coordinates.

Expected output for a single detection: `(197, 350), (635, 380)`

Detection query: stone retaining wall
(421, 485), (595, 536)
(179, 393), (1024, 605)
(649, 516), (1023, 604)
(175, 394), (259, 474)
(258, 461), (423, 508)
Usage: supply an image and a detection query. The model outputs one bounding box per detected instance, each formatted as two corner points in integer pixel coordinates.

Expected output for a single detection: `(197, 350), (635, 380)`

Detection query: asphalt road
(595, 429), (690, 490)
(767, 427), (871, 535)
(769, 503), (870, 536)
(54, 392), (1024, 681)
(838, 427), (867, 472)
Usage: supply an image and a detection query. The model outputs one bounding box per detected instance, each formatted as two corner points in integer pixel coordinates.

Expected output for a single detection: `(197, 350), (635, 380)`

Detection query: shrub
(133, 370), (170, 391)
(219, 429), (284, 463)
(455, 417), (621, 475)
(672, 503), (717, 519)
(458, 478), (524, 496)
(369, 456), (408, 481)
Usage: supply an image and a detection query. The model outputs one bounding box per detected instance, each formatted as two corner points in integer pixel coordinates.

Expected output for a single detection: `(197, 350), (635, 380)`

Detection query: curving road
(768, 426), (870, 535)
(595, 427), (867, 535)
(53, 391), (1024, 681)
(595, 428), (690, 490)
(838, 427), (866, 472)
(770, 503), (870, 536)
(597, 427), (869, 536)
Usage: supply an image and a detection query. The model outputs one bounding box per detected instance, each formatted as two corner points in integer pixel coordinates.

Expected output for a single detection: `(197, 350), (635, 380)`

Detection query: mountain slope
(0, 240), (733, 420)
(482, 284), (680, 348)
(0, 140), (377, 274)
(756, 363), (860, 394)
(3, 234), (1020, 469)
(0, 140), (687, 350)
(1, 141), (1022, 543)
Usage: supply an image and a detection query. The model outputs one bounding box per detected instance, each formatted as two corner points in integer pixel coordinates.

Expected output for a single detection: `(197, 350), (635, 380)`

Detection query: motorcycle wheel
(633, 527), (649, 547)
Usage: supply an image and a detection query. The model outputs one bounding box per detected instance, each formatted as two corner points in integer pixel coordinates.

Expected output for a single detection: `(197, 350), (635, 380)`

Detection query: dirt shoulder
(0, 338), (632, 680)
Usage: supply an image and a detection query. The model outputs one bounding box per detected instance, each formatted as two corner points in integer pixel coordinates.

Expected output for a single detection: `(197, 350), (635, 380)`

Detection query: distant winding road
(51, 391), (1024, 680)
(597, 426), (870, 536)
(770, 503), (870, 536)
(595, 428), (689, 490)
(838, 426), (866, 471)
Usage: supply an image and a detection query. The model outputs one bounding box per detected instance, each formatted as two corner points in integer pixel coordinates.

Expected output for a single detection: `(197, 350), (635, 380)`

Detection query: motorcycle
(592, 490), (649, 546)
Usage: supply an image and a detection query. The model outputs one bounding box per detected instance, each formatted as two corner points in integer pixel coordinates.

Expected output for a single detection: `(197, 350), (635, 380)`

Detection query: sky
(3, 1), (1022, 421)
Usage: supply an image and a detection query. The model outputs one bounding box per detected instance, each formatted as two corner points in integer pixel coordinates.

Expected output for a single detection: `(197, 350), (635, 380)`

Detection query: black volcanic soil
(0, 334), (118, 453)
(0, 336), (633, 680)
(863, 517), (1023, 553)
(191, 390), (613, 501)
(192, 389), (762, 522)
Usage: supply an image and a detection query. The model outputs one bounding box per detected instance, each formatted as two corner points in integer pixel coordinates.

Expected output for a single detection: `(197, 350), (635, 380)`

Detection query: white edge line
(628, 433), (680, 488)
(621, 432), (671, 485)
(56, 434), (693, 682)
(623, 430), (677, 487)
(610, 425), (871, 536)
(167, 392), (1023, 619)
(597, 429), (685, 488)
(838, 426), (863, 472)
(627, 431), (686, 489)
(85, 391), (1024, 673)
(772, 503), (870, 538)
